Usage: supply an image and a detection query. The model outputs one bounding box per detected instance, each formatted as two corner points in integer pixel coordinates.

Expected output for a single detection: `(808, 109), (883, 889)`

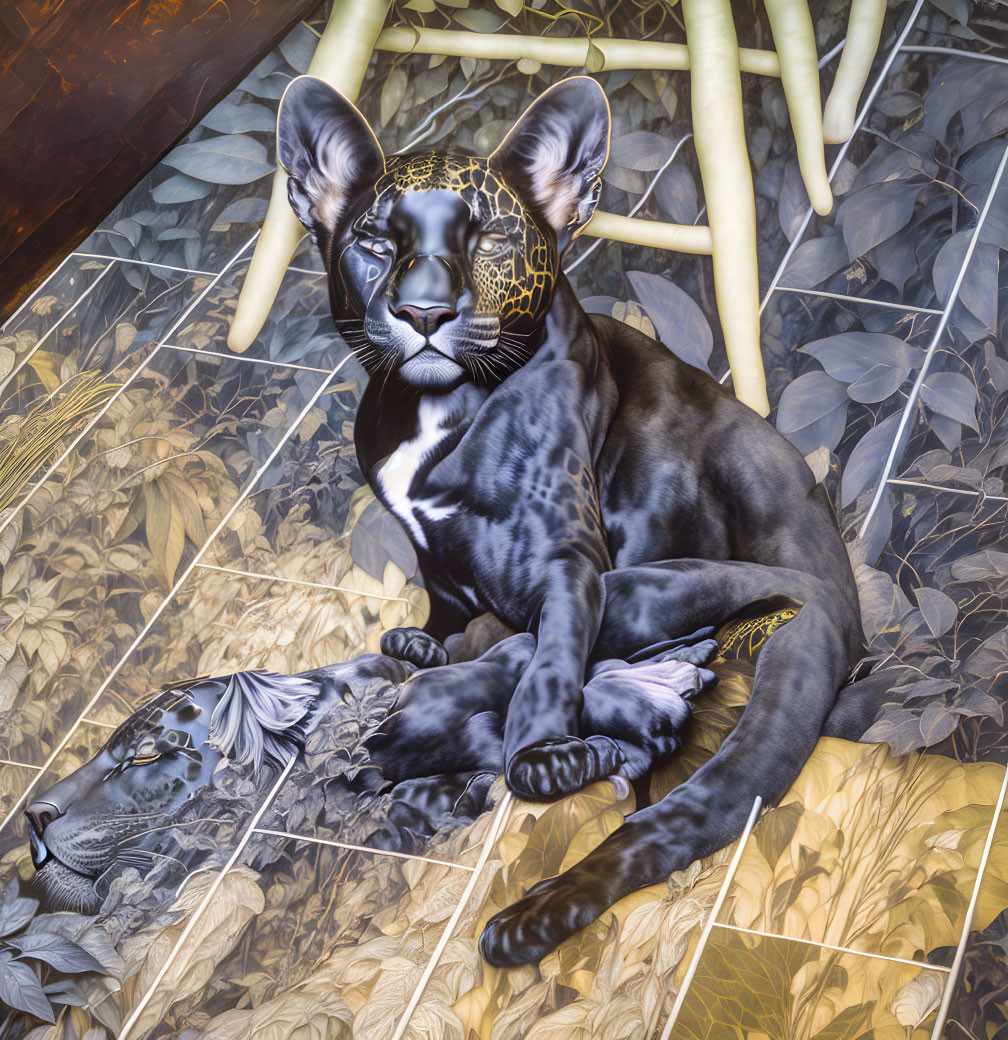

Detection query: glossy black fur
(365, 629), (713, 796)
(277, 75), (866, 965)
(24, 643), (706, 912)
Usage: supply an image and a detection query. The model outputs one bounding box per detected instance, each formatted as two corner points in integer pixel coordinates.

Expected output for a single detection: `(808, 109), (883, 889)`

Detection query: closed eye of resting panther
(277, 74), (867, 966)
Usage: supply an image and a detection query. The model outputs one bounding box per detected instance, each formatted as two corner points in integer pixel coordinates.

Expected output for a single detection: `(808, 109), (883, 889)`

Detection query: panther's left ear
(490, 76), (610, 250)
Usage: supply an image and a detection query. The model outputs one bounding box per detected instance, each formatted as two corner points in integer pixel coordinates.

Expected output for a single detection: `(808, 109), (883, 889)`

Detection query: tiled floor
(0, 2), (1006, 1038)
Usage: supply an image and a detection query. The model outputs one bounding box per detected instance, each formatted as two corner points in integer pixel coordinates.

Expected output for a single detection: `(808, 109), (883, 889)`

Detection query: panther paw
(505, 735), (624, 800)
(380, 627), (449, 669)
(479, 875), (595, 966)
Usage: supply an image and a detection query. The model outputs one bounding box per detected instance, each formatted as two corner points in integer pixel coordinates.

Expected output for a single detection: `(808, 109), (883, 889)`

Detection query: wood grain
(0, 0), (318, 322)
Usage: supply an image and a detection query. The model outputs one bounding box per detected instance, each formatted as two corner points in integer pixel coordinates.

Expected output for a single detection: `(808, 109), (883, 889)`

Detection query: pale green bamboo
(765, 0), (832, 214)
(583, 212), (712, 255)
(374, 26), (781, 77)
(682, 0), (768, 415)
(823, 0), (887, 143)
(228, 0), (392, 353)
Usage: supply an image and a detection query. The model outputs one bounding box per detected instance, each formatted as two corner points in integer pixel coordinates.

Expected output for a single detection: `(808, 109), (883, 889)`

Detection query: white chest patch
(376, 398), (457, 550)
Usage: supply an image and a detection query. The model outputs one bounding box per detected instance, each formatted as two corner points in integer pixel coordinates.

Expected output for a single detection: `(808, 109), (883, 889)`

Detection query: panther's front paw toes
(505, 735), (623, 800)
(380, 627), (449, 669)
(479, 877), (593, 966)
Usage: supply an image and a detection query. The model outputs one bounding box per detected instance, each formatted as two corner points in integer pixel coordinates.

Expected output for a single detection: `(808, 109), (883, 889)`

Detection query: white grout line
(80, 718), (117, 730)
(390, 791), (515, 1040)
(860, 137), (1008, 536)
(0, 231), (262, 543)
(930, 762), (1008, 1040)
(713, 921), (952, 973)
(889, 478), (1008, 504)
(0, 348), (348, 839)
(0, 351), (159, 540)
(252, 826), (477, 872)
(160, 342), (333, 375)
(774, 284), (945, 315)
(0, 261), (119, 400)
(73, 253), (324, 282)
(73, 252), (220, 279)
(902, 45), (1008, 67)
(657, 796), (763, 1040)
(818, 37), (846, 69)
(118, 755), (297, 1040)
(1, 254), (75, 333)
(194, 562), (411, 604)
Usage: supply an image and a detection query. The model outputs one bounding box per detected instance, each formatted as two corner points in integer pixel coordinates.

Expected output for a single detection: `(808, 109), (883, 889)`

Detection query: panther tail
(479, 558), (858, 966)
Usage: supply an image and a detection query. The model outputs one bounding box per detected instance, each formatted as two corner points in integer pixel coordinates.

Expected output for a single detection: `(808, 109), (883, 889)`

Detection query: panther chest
(375, 398), (458, 551)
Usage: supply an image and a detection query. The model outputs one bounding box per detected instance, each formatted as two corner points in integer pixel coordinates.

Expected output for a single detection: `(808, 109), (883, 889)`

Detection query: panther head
(24, 672), (316, 913)
(277, 75), (610, 390)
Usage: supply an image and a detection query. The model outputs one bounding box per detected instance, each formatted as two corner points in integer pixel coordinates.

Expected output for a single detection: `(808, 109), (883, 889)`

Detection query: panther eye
(475, 233), (508, 257)
(132, 736), (160, 764)
(359, 237), (394, 257)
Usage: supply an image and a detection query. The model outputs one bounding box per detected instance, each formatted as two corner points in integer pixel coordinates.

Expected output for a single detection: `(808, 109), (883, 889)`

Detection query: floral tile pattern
(0, 1), (1005, 1039)
(0, 349), (336, 766)
(714, 739), (1005, 962)
(0, 264), (209, 430)
(0, 765), (38, 840)
(0, 257), (114, 375)
(137, 830), (481, 1039)
(409, 779), (728, 1040)
(669, 928), (944, 1039)
(943, 798), (1008, 1038)
(168, 259), (346, 371)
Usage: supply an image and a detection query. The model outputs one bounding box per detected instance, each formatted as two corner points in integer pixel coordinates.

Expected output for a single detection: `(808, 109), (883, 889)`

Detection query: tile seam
(0, 352), (349, 838)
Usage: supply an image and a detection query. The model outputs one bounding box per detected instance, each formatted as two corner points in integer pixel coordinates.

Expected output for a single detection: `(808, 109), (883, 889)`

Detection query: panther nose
(25, 800), (61, 836)
(394, 304), (457, 337)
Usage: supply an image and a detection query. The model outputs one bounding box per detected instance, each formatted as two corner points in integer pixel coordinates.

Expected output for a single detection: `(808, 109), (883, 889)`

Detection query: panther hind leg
(480, 559), (858, 966)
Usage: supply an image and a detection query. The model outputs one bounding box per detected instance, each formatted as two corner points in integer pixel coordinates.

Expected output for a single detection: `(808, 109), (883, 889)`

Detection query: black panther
(24, 633), (713, 914)
(276, 74), (866, 966)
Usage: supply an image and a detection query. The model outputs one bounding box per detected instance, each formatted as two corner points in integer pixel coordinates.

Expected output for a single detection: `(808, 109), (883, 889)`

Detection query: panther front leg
(503, 549), (624, 799)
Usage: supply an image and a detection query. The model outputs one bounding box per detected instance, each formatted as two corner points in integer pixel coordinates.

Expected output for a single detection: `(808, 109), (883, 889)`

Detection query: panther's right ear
(277, 76), (385, 236)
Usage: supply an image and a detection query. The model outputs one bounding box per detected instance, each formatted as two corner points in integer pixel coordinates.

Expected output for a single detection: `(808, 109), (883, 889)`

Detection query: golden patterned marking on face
(371, 153), (558, 328)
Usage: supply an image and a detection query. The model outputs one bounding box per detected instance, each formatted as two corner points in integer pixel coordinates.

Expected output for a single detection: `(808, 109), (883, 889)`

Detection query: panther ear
(490, 76), (610, 248)
(277, 75), (385, 236)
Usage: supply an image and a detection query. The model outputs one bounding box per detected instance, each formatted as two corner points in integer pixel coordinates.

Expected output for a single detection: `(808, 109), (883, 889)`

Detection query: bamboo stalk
(583, 212), (712, 254)
(822, 0), (887, 143)
(765, 0), (832, 215)
(227, 0), (392, 353)
(682, 0), (768, 415)
(374, 27), (782, 77)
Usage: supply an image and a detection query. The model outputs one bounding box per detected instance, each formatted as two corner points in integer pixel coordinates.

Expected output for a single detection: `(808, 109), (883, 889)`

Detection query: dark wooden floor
(0, 0), (318, 322)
